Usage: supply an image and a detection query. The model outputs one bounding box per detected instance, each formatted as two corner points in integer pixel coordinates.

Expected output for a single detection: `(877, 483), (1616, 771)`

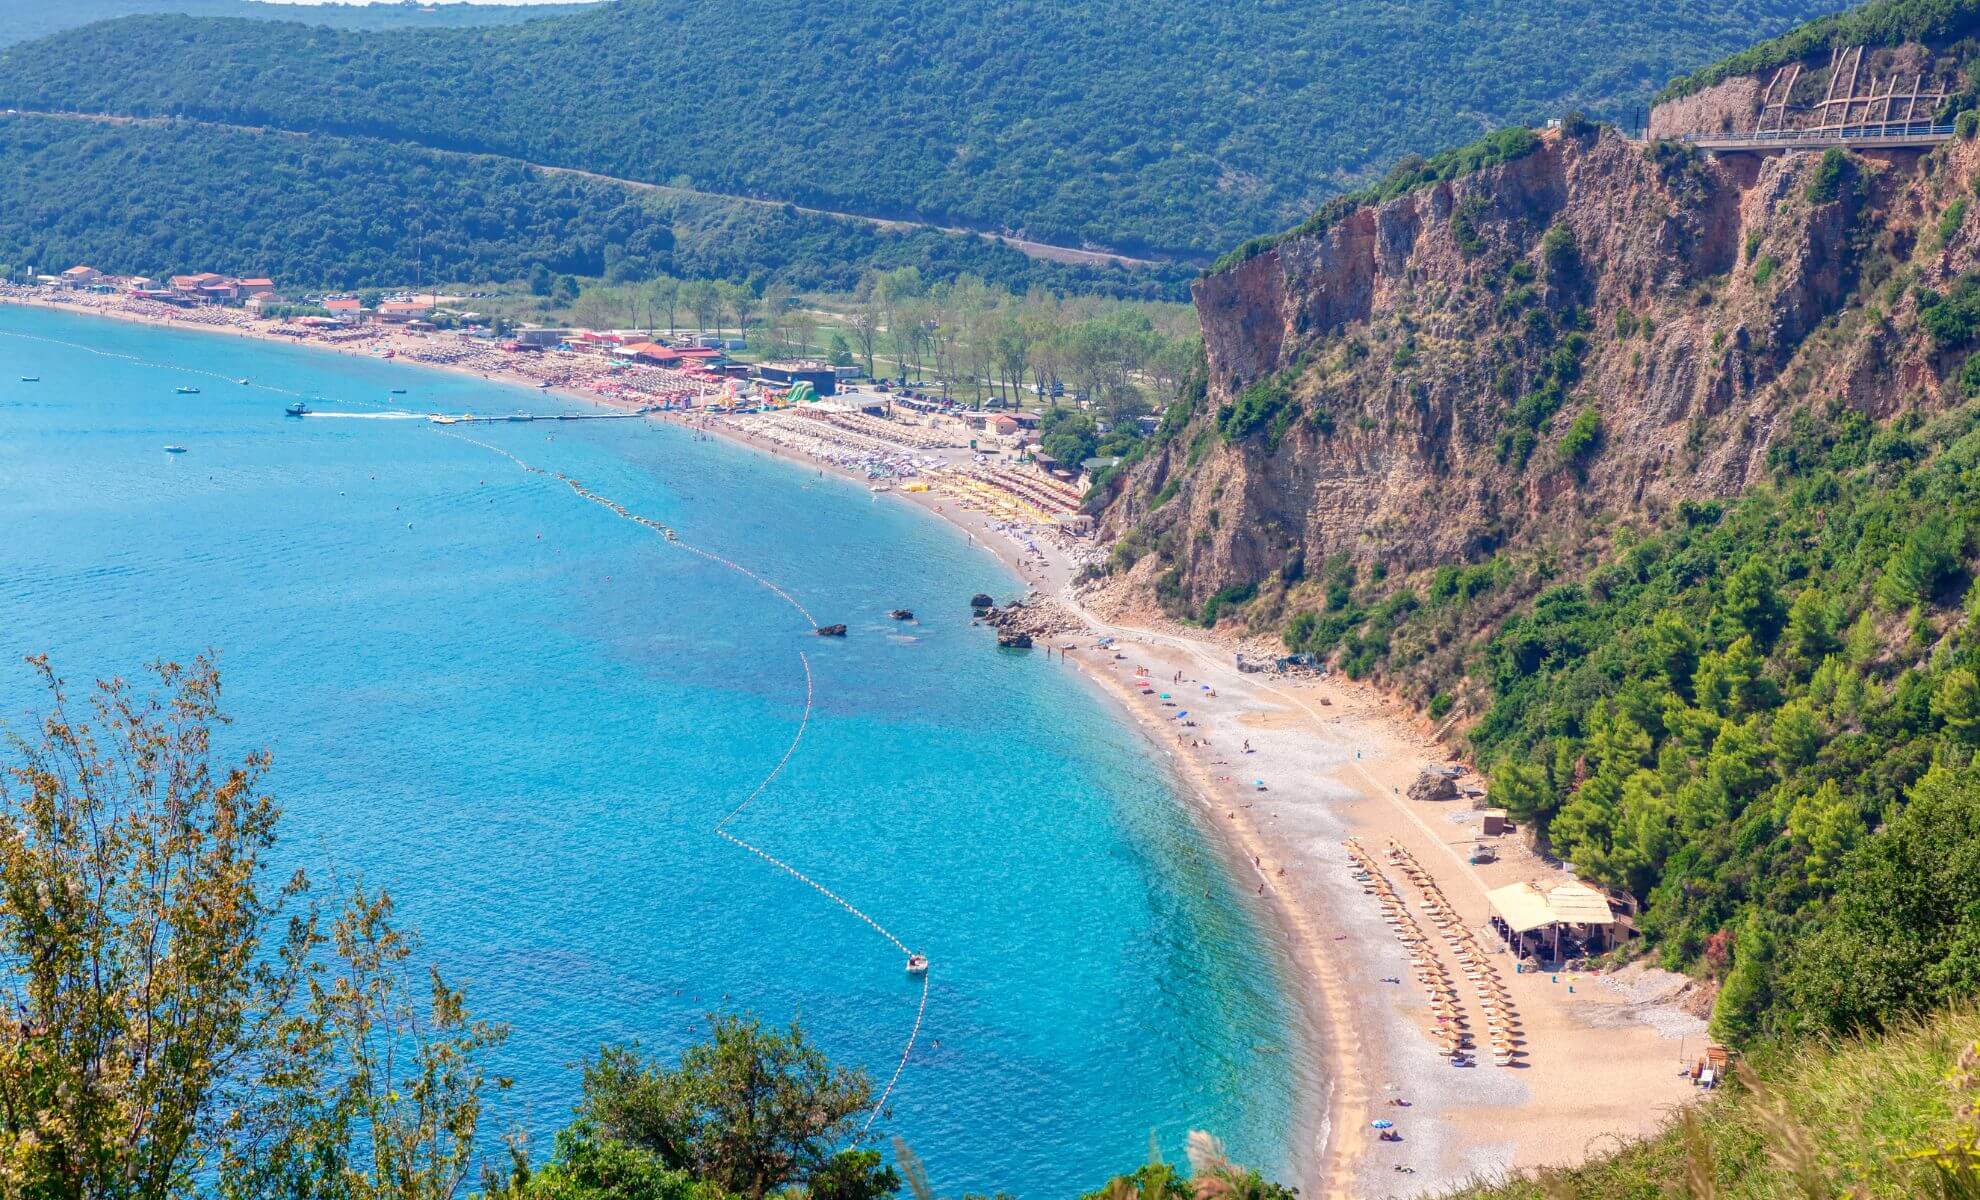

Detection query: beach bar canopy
(1487, 880), (1620, 957)
(1486, 883), (1556, 934)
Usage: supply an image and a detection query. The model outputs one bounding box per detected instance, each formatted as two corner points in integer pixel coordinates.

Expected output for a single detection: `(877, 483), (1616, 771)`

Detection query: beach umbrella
(1370, 1120), (1394, 1129)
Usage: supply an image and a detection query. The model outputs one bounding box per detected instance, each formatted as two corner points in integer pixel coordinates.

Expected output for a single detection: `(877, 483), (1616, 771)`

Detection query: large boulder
(1406, 768), (1458, 802)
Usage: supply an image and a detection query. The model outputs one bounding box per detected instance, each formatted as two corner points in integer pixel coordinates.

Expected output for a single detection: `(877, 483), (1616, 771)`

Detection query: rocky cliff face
(1097, 113), (1980, 691)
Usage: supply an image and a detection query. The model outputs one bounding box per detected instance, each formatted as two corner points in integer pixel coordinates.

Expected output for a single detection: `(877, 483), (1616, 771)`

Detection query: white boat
(163, 445), (187, 454)
(18, 376), (37, 382)
(905, 953), (929, 975)
(175, 386), (201, 395)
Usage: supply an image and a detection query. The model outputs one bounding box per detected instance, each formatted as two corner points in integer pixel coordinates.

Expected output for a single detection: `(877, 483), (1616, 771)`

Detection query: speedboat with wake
(285, 401), (309, 417)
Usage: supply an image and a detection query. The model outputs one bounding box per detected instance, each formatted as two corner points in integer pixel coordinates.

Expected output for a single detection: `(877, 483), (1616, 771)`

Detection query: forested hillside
(0, 0), (1848, 258)
(0, 115), (1180, 296)
(0, 0), (589, 48)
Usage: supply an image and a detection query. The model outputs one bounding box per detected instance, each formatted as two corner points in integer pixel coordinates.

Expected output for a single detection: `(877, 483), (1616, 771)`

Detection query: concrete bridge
(1682, 125), (1956, 153)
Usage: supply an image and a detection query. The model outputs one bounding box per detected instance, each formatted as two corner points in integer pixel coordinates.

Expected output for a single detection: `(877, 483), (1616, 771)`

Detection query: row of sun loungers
(1345, 840), (1472, 1060)
(1385, 841), (1525, 1067)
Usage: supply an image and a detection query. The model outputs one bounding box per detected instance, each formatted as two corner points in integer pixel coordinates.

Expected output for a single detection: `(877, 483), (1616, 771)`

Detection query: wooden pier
(428, 411), (650, 425)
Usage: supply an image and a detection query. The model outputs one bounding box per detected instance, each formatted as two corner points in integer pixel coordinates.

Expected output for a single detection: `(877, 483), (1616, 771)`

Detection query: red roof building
(618, 341), (681, 364)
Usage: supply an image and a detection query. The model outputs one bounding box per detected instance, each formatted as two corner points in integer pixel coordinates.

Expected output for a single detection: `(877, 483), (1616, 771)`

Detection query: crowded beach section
(5, 266), (1717, 1198)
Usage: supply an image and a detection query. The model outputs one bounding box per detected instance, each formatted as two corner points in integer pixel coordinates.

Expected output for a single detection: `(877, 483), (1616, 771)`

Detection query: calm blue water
(0, 305), (1305, 1195)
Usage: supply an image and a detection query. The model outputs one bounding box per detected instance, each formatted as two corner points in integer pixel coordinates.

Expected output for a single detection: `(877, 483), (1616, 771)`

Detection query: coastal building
(170, 273), (228, 302)
(245, 294), (287, 316)
(59, 265), (103, 289)
(374, 300), (432, 324)
(324, 297), (364, 323)
(237, 277), (277, 298)
(618, 341), (682, 366)
(755, 361), (838, 397)
(515, 327), (574, 349)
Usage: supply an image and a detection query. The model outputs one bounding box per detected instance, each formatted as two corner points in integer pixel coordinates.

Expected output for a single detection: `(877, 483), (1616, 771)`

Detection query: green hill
(0, 114), (1177, 296)
(0, 0), (592, 48)
(0, 0), (1852, 259)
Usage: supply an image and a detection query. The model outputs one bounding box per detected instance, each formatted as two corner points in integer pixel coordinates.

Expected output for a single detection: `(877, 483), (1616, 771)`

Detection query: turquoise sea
(0, 305), (1305, 1195)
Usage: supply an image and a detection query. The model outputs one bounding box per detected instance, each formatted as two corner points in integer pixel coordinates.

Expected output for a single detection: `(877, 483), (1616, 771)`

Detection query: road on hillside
(0, 108), (1179, 271)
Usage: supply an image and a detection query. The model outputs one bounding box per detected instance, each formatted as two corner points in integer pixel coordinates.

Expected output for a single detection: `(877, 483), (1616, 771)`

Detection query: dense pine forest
(0, 0), (1848, 258)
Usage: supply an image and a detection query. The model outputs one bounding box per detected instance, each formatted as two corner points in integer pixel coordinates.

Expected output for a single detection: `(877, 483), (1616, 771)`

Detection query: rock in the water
(996, 631), (1034, 649)
(1406, 769), (1458, 802)
(969, 593), (994, 610)
(816, 624), (848, 637)
(889, 609), (914, 621)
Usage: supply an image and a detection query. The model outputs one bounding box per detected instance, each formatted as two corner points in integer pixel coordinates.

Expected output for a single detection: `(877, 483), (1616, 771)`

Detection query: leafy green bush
(1940, 198), (1970, 245)
(1920, 274), (1980, 350)
(1200, 582), (1257, 626)
(1559, 406), (1603, 467)
(1806, 148), (1856, 205)
(1753, 255), (1778, 287)
(1540, 221), (1578, 281)
(1451, 194), (1491, 256)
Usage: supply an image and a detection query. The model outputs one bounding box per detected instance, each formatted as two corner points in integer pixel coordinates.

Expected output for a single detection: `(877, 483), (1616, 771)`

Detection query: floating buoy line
(0, 322), (932, 1128)
(437, 427), (929, 1131)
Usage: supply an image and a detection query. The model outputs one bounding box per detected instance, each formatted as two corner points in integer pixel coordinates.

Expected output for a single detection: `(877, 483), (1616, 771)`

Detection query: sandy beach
(0, 288), (1708, 1197)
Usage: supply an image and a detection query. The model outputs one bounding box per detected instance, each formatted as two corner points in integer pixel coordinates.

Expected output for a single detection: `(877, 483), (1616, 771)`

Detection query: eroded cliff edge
(1094, 118), (1980, 701)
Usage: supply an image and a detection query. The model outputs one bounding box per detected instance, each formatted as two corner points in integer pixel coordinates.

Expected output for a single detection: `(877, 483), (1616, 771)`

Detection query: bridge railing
(1680, 124), (1955, 145)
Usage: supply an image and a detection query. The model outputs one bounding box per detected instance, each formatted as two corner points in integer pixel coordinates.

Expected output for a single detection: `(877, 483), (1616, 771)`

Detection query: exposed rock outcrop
(1102, 122), (1965, 608)
(979, 594), (1085, 649)
(1095, 97), (1980, 700)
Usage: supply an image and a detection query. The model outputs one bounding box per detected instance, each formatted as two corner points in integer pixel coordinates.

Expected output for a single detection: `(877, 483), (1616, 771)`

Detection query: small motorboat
(175, 386), (201, 395)
(18, 376), (38, 382)
(889, 609), (914, 621)
(235, 378), (250, 386)
(905, 954), (929, 975)
(285, 401), (309, 417)
(390, 388), (407, 395)
(163, 445), (187, 454)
